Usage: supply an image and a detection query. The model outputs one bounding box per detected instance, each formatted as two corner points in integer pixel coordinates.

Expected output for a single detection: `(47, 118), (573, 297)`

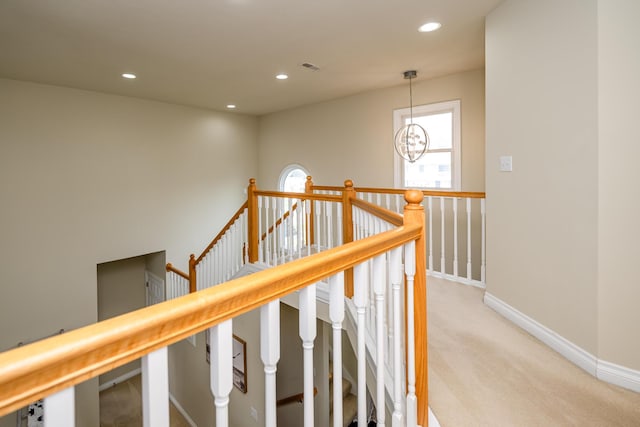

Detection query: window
(278, 164), (309, 192)
(393, 100), (461, 190)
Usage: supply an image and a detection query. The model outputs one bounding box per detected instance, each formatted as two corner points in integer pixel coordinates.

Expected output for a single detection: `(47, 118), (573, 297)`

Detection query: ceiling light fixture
(394, 70), (429, 163)
(418, 22), (442, 32)
(276, 73), (288, 80)
(226, 104), (237, 109)
(121, 73), (137, 79)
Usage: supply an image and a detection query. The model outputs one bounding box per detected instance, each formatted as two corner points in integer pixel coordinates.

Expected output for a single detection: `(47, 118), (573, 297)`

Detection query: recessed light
(276, 74), (288, 80)
(226, 104), (236, 109)
(121, 73), (137, 79)
(418, 22), (441, 32)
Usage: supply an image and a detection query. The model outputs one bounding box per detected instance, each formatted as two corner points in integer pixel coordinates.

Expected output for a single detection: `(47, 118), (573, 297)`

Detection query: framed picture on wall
(232, 335), (247, 393)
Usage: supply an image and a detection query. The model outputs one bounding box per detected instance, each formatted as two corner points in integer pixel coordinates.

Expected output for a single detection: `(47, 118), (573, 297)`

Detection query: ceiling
(0, 0), (503, 115)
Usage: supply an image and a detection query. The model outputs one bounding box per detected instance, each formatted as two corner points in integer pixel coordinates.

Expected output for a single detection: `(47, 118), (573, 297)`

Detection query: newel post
(403, 190), (428, 427)
(305, 176), (315, 246)
(188, 254), (197, 293)
(247, 178), (259, 263)
(342, 179), (356, 297)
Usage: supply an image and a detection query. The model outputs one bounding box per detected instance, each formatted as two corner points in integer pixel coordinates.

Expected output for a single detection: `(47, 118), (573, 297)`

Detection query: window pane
(404, 152), (452, 188)
(406, 112), (452, 150)
(283, 168), (307, 192)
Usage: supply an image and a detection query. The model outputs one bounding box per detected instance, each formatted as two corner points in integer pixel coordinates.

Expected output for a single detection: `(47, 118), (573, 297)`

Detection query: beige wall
(258, 69), (485, 191)
(0, 78), (258, 426)
(597, 0), (640, 370)
(485, 0), (599, 353)
(97, 256), (147, 386)
(96, 252), (166, 386)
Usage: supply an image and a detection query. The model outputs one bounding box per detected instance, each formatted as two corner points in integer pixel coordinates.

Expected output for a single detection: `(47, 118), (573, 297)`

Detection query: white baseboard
(484, 292), (640, 393)
(170, 393), (198, 427)
(597, 360), (640, 393)
(98, 368), (142, 391)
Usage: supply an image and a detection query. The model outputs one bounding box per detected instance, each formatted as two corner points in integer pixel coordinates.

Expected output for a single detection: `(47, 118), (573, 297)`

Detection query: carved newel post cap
(344, 179), (354, 188)
(249, 178), (256, 185)
(306, 176), (312, 182)
(404, 189), (424, 205)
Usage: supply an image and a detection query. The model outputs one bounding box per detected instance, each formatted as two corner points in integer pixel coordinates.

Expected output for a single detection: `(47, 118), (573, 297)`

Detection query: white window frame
(278, 163), (310, 192)
(393, 99), (461, 190)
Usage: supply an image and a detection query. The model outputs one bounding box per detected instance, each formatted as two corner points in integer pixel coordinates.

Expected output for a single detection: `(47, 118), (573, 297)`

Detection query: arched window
(278, 164), (310, 192)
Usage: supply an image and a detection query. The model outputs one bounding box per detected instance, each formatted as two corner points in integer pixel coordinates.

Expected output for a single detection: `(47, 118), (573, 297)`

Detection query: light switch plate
(499, 156), (513, 172)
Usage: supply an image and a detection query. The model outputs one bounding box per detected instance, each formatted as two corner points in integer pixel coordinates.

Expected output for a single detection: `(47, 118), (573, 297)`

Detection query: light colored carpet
(427, 277), (640, 426)
(99, 375), (191, 427)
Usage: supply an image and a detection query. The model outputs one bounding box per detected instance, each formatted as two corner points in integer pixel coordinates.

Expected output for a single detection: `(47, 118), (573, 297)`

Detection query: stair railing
(309, 181), (487, 287)
(0, 190), (427, 427)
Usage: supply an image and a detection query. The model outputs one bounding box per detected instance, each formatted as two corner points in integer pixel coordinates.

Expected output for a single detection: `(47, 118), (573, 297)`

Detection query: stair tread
(329, 378), (353, 406)
(328, 393), (357, 427)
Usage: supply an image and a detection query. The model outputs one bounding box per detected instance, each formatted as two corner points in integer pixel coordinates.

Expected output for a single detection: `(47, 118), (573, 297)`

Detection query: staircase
(0, 178), (433, 427)
(329, 362), (358, 427)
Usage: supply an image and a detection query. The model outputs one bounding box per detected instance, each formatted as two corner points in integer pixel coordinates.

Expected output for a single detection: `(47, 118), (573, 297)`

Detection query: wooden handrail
(311, 184), (486, 199)
(276, 387), (317, 407)
(0, 223), (422, 416)
(254, 190), (342, 203)
(352, 198), (404, 227)
(355, 186), (486, 199)
(195, 201), (249, 264)
(310, 185), (343, 192)
(165, 263), (189, 281)
(260, 203), (298, 242)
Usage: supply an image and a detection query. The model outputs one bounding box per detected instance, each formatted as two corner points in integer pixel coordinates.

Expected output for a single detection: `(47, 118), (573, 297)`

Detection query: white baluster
(389, 247), (404, 427)
(258, 198), (264, 263)
(306, 199), (312, 256)
(336, 201), (343, 246)
(428, 197), (433, 273)
(271, 197), (277, 265)
(299, 284), (316, 426)
(466, 198), (472, 282)
(314, 198), (327, 248)
(353, 262), (369, 427)
(261, 301), (280, 427)
(297, 199), (304, 257)
(142, 347), (169, 427)
(288, 198), (294, 258)
(481, 198), (486, 284)
(44, 386), (75, 427)
(326, 201), (333, 249)
(210, 320), (233, 427)
(329, 273), (345, 427)
(453, 197), (459, 279)
(440, 197), (446, 276)
(373, 255), (386, 427)
(404, 242), (417, 426)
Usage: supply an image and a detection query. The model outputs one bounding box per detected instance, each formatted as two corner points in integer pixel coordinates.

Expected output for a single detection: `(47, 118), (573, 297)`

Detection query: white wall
(597, 0), (640, 371)
(258, 69), (485, 191)
(485, 0), (599, 353)
(0, 78), (258, 426)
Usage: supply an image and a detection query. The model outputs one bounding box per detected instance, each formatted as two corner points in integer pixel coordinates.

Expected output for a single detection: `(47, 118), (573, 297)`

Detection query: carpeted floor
(99, 375), (191, 427)
(427, 277), (640, 426)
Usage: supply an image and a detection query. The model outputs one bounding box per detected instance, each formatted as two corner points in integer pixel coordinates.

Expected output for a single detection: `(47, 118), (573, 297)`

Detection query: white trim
(427, 270), (485, 289)
(98, 368), (142, 392)
(428, 407), (442, 427)
(484, 292), (597, 375)
(170, 393), (198, 427)
(597, 360), (640, 393)
(484, 292), (640, 393)
(278, 163), (310, 192)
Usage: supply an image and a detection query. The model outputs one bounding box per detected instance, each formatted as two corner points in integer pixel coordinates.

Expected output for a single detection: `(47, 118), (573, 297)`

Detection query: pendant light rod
(403, 70), (417, 125)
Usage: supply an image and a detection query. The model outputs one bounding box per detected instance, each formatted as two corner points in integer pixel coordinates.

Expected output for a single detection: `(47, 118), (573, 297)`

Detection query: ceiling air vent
(300, 62), (320, 71)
